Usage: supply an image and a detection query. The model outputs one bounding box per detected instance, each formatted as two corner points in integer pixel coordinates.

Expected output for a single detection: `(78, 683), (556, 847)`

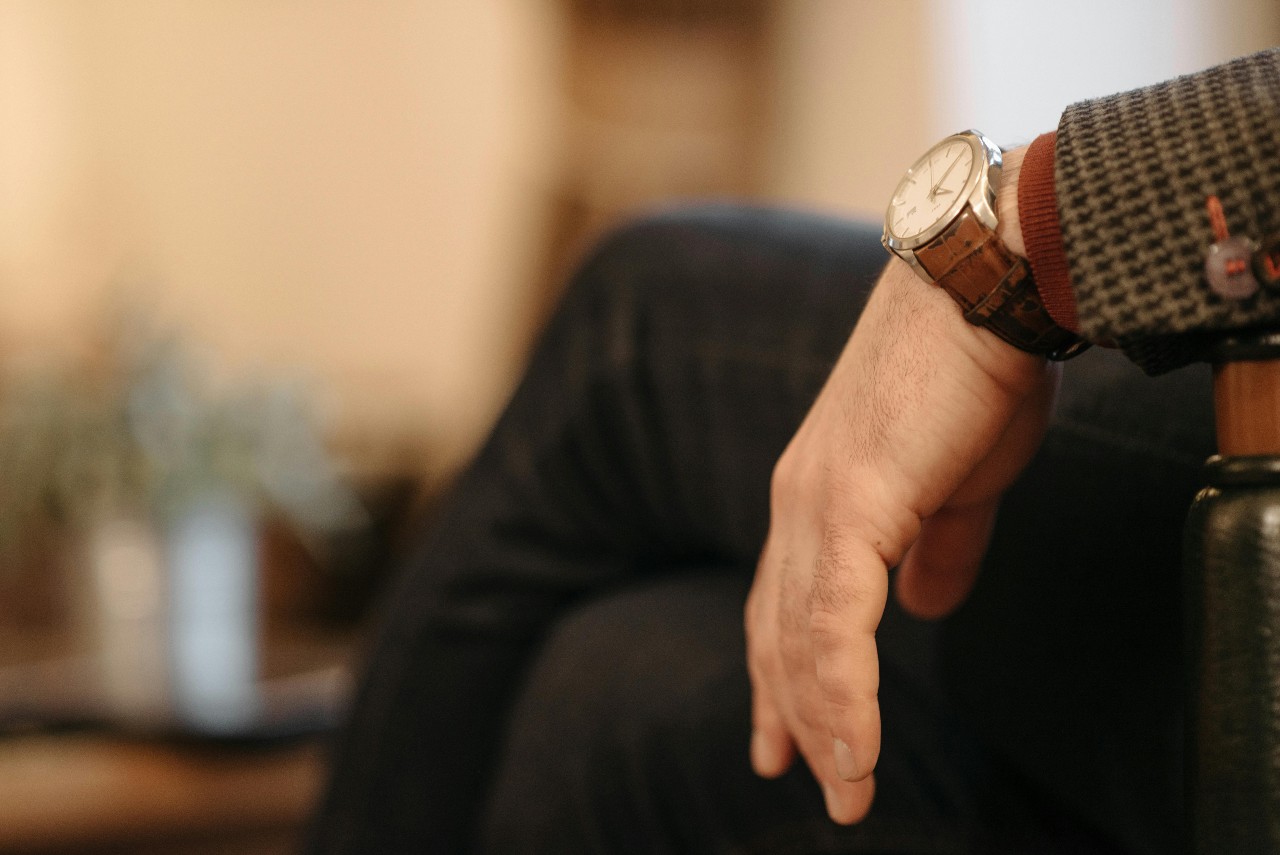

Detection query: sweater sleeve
(1052, 47), (1280, 375)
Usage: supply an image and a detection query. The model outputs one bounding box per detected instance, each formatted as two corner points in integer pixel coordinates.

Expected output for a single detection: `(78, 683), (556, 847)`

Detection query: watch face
(886, 134), (981, 245)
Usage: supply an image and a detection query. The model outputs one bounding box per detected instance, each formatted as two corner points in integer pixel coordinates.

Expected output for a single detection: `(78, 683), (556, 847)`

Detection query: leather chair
(1185, 333), (1280, 853)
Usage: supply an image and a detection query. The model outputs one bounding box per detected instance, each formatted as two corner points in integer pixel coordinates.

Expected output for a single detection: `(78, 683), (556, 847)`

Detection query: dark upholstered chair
(1185, 333), (1280, 853)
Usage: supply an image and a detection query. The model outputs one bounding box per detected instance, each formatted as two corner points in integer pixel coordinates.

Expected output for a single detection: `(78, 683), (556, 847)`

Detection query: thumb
(894, 500), (998, 619)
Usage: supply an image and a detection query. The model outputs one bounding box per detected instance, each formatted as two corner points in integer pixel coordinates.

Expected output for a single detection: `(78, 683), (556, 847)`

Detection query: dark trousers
(308, 207), (1215, 854)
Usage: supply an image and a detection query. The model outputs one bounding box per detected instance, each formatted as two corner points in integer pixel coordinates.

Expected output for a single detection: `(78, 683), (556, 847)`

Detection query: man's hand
(743, 241), (1057, 822)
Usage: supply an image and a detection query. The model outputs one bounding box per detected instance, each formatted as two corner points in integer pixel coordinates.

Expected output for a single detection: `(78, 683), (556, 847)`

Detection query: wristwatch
(882, 130), (1086, 360)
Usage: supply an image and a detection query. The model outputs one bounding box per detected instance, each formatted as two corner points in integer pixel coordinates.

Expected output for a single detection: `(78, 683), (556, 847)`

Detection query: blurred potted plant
(0, 312), (363, 733)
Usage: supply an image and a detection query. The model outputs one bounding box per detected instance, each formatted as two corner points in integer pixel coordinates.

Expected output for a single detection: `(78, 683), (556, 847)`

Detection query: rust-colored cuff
(1018, 131), (1080, 333)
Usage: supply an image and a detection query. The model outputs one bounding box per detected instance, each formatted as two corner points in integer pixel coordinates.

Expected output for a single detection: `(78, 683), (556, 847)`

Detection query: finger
(894, 499), (998, 619)
(744, 538), (798, 780)
(807, 532), (887, 783)
(821, 772), (877, 825)
(782, 686), (878, 825)
(784, 699), (878, 825)
(748, 667), (796, 778)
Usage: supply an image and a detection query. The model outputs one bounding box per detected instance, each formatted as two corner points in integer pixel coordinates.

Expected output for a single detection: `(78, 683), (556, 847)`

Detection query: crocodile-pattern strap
(915, 206), (1088, 360)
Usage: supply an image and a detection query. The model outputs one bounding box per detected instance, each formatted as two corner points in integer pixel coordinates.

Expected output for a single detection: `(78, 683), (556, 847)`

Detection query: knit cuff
(1018, 131), (1080, 333)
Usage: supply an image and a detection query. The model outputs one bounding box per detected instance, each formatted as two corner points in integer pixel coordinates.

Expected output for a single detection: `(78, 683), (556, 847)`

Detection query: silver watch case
(881, 130), (1003, 283)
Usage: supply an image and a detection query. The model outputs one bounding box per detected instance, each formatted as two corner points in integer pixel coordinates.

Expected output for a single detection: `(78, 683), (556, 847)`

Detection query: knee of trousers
(555, 205), (878, 347)
(476, 574), (753, 851)
(553, 206), (743, 349)
(549, 205), (886, 382)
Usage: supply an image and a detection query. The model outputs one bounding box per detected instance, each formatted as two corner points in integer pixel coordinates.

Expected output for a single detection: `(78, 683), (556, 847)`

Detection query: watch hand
(932, 152), (962, 197)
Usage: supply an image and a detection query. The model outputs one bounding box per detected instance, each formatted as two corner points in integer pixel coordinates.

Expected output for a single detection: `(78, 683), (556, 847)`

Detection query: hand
(743, 246), (1057, 823)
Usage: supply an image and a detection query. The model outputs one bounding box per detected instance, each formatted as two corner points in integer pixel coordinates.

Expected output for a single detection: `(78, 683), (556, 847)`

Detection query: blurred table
(0, 732), (324, 854)
(0, 625), (350, 854)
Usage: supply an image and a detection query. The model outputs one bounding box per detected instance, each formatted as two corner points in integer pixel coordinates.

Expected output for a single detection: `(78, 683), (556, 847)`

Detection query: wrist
(997, 145), (1028, 258)
(882, 257), (1047, 388)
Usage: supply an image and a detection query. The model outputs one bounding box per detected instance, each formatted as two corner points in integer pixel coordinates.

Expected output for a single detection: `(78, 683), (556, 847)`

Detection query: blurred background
(0, 1), (1276, 852)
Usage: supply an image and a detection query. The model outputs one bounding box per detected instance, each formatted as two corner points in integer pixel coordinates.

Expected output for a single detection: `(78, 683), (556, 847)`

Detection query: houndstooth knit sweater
(1028, 48), (1280, 374)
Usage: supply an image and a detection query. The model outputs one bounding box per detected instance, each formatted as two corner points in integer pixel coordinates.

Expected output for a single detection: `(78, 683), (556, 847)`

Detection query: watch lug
(882, 230), (933, 283)
(968, 132), (1003, 232)
(969, 191), (999, 232)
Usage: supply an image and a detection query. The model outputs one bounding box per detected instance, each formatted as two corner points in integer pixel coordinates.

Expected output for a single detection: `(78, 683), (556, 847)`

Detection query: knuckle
(807, 607), (853, 652)
(747, 628), (786, 685)
(812, 657), (864, 709)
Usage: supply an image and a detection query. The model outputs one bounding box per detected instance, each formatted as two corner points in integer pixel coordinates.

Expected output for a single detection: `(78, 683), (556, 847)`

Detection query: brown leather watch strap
(915, 207), (1087, 360)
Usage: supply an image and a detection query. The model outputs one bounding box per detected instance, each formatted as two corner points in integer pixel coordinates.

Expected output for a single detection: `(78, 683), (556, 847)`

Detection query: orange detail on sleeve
(1206, 195), (1231, 242)
(1264, 249), (1280, 281)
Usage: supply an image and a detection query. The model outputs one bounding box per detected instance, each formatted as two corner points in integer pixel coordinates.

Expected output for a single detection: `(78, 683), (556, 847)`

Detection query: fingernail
(833, 737), (859, 781)
(821, 781), (848, 824)
(751, 729), (778, 776)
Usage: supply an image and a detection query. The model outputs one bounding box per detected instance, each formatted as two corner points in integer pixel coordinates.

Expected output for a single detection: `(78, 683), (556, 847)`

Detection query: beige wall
(1, 1), (565, 472)
(3, 1), (1278, 474)
(763, 0), (938, 217)
(764, 0), (1280, 219)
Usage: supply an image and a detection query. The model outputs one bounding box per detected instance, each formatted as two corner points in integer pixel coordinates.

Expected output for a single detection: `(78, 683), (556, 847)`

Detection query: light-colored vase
(79, 491), (262, 734)
(81, 516), (172, 727)
(165, 490), (262, 734)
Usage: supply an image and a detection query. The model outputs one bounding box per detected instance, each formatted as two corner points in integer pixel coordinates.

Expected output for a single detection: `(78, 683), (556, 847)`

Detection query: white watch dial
(887, 137), (977, 241)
